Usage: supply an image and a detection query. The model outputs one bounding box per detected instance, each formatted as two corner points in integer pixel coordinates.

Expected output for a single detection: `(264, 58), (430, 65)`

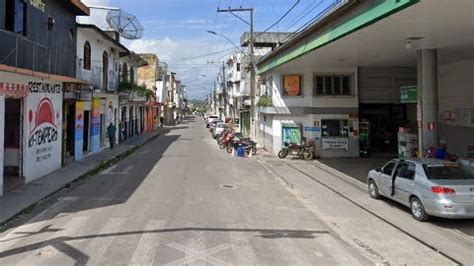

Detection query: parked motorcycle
(227, 137), (257, 156)
(278, 142), (314, 160)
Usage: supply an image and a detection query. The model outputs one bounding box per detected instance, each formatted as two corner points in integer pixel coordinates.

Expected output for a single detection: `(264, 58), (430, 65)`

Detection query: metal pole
(249, 8), (255, 138)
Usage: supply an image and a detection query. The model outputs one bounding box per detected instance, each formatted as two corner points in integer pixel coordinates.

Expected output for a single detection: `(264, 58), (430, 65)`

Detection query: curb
(0, 129), (167, 228)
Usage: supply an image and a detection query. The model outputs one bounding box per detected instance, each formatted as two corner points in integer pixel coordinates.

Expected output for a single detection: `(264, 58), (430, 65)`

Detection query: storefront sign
(75, 102), (84, 161)
(90, 97), (101, 153)
(304, 126), (320, 132)
(24, 80), (62, 181)
(322, 138), (349, 151)
(400, 86), (417, 103)
(0, 83), (29, 97)
(283, 75), (301, 96)
(30, 0), (46, 12)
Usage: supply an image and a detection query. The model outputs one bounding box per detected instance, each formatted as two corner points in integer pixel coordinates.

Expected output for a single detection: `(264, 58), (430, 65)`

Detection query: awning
(0, 64), (89, 84)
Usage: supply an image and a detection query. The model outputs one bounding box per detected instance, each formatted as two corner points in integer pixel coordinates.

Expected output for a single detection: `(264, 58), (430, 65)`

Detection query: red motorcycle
(278, 142), (314, 160)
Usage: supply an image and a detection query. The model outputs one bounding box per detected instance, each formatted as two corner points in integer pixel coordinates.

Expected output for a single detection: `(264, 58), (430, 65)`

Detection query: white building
(76, 24), (128, 155)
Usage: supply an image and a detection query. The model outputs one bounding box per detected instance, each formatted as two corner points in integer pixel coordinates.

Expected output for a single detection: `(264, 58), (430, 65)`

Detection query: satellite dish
(106, 9), (144, 40)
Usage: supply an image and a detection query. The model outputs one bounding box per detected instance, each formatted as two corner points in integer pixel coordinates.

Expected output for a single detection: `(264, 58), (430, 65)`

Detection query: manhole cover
(221, 184), (236, 190)
(36, 247), (57, 257)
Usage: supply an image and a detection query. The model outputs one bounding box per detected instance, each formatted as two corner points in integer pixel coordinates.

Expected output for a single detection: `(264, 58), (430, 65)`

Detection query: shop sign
(400, 86), (417, 103)
(322, 138), (349, 151)
(24, 80), (62, 181)
(304, 126), (320, 132)
(30, 0), (46, 12)
(283, 75), (301, 96)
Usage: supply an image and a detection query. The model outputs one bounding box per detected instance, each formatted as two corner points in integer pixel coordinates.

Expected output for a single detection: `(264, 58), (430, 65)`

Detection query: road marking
(84, 218), (126, 265)
(102, 165), (134, 175)
(229, 231), (259, 265)
(166, 242), (232, 265)
(128, 220), (166, 266)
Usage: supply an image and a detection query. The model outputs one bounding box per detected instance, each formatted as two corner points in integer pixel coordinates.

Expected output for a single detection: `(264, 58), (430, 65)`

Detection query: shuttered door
(358, 67), (417, 104)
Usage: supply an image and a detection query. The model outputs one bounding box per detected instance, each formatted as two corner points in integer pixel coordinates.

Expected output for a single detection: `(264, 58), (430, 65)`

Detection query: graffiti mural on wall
(90, 97), (101, 153)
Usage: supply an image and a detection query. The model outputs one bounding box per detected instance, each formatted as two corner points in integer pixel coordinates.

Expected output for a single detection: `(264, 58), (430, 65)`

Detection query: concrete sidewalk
(253, 149), (472, 265)
(0, 129), (166, 225)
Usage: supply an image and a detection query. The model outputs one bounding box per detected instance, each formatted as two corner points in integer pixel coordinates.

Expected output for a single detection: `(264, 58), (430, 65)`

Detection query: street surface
(0, 117), (470, 265)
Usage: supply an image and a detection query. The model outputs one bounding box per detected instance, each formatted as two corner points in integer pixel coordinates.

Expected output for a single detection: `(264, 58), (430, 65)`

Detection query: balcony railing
(77, 63), (119, 91)
(0, 29), (51, 73)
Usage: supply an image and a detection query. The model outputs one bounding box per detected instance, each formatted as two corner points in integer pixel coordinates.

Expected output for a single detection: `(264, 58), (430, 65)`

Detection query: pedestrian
(107, 123), (116, 149)
(159, 116), (164, 127)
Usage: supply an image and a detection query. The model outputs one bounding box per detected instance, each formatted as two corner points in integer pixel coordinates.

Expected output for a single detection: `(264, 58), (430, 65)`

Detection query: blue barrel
(237, 144), (245, 157)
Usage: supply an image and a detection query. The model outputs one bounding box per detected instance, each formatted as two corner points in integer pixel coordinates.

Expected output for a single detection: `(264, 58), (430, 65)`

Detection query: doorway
(65, 102), (75, 158)
(3, 98), (24, 192)
(83, 110), (90, 152)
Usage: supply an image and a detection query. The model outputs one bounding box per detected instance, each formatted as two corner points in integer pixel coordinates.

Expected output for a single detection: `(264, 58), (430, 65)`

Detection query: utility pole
(217, 7), (255, 138)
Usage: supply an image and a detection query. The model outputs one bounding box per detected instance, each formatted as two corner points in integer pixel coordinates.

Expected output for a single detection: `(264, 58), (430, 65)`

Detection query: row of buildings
(0, 0), (187, 196)
(210, 0), (473, 163)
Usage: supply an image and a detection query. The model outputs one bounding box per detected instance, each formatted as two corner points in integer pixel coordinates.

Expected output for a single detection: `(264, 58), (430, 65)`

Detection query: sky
(81, 0), (337, 100)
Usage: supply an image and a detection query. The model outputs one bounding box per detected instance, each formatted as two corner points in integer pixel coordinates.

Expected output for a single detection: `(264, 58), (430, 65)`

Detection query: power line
(281, 0), (323, 32)
(256, 0), (300, 36)
(167, 48), (234, 62)
(279, 0), (343, 44)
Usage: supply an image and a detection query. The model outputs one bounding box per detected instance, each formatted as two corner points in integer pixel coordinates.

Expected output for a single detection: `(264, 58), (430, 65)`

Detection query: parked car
(209, 120), (223, 131)
(367, 158), (474, 221)
(212, 123), (229, 138)
(206, 116), (219, 128)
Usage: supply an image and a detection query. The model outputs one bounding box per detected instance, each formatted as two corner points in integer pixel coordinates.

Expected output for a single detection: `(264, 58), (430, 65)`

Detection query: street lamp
(206, 30), (246, 54)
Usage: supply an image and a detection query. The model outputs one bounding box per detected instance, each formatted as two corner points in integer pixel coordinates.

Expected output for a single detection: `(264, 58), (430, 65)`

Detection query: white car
(367, 158), (474, 221)
(206, 116), (219, 128)
(212, 123), (229, 138)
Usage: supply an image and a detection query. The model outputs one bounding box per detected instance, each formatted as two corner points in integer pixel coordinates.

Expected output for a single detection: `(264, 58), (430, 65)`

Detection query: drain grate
(221, 184), (236, 189)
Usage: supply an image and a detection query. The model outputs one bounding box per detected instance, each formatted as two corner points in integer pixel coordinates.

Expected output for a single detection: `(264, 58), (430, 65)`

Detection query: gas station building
(256, 0), (473, 159)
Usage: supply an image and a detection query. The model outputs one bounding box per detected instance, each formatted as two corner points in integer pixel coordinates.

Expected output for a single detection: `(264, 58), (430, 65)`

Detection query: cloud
(128, 37), (235, 100)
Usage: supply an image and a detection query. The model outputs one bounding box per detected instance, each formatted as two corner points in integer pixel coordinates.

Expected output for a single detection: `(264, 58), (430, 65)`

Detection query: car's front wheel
(368, 180), (381, 199)
(410, 197), (429, 222)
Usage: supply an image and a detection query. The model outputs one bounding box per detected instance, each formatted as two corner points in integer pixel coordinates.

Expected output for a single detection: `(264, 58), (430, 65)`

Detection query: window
(423, 164), (474, 180)
(314, 74), (352, 96)
(130, 67), (135, 83)
(103, 51), (109, 89)
(383, 162), (396, 176)
(395, 163), (416, 179)
(122, 63), (128, 82)
(83, 42), (91, 70)
(237, 63), (241, 72)
(5, 0), (27, 35)
(321, 119), (348, 137)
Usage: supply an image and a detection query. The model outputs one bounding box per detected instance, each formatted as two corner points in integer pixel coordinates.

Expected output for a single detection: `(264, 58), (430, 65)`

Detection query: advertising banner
(74, 101), (84, 161)
(322, 137), (349, 151)
(90, 97), (101, 153)
(282, 126), (302, 145)
(283, 75), (301, 96)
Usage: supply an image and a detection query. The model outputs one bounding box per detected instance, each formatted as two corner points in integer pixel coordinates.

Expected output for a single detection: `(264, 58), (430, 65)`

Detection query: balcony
(77, 64), (119, 91)
(0, 29), (51, 73)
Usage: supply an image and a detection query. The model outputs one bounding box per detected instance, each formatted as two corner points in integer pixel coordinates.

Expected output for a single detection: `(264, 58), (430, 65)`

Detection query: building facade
(256, 0), (474, 160)
(0, 0), (89, 195)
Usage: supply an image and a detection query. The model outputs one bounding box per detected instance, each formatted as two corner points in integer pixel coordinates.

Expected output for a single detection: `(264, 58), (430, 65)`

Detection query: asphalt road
(0, 117), (371, 265)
